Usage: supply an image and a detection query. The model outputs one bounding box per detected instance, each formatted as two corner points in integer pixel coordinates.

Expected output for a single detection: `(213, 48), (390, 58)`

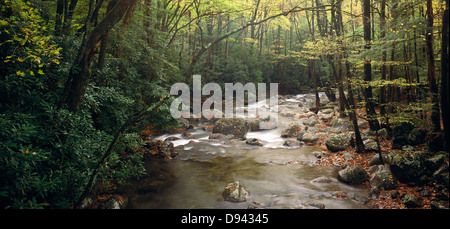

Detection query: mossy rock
(212, 118), (249, 139)
(325, 133), (352, 152)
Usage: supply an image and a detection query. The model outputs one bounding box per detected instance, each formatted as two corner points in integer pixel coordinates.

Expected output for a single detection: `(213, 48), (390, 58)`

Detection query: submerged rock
(283, 139), (305, 147)
(246, 138), (263, 146)
(222, 181), (250, 203)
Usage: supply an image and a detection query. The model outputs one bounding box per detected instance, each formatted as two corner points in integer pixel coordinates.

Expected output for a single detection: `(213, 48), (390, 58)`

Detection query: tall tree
(363, 0), (380, 131)
(63, 0), (138, 113)
(441, 0), (449, 151)
(426, 0), (441, 132)
(378, 0), (389, 129)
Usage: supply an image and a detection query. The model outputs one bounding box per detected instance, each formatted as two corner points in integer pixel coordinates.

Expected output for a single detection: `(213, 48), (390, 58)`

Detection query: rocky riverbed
(118, 92), (448, 209)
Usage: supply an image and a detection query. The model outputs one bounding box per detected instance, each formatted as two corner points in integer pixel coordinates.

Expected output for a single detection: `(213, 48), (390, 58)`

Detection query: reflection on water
(126, 94), (370, 209)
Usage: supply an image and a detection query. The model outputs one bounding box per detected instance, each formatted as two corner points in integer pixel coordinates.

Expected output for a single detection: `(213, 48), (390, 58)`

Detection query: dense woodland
(0, 0), (448, 209)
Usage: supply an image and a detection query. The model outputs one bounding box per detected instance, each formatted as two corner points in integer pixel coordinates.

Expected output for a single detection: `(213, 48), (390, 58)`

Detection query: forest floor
(313, 109), (449, 209)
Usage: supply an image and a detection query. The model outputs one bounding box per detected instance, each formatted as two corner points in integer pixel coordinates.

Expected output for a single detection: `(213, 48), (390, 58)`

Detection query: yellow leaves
(16, 71), (24, 77)
(0, 20), (8, 26)
(25, 149), (30, 154)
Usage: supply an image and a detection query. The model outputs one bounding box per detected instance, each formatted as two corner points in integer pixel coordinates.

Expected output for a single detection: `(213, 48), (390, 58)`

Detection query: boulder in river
(283, 139), (305, 147)
(281, 124), (302, 138)
(212, 118), (249, 139)
(222, 181), (250, 203)
(248, 116), (277, 131)
(246, 138), (263, 146)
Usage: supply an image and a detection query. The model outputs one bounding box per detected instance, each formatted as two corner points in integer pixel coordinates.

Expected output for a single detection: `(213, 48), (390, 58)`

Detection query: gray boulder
(403, 194), (423, 208)
(248, 116), (278, 131)
(330, 118), (353, 132)
(426, 154), (447, 173)
(325, 133), (352, 152)
(283, 140), (305, 147)
(222, 181), (250, 203)
(303, 116), (318, 127)
(364, 138), (379, 152)
(432, 166), (449, 188)
(213, 118), (249, 139)
(281, 124), (302, 138)
(387, 151), (427, 185)
(302, 133), (319, 143)
(337, 165), (369, 184)
(370, 165), (397, 191)
(246, 138), (263, 146)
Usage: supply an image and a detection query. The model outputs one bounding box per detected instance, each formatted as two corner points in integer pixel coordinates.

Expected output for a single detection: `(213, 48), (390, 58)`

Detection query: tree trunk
(346, 61), (365, 153)
(426, 0), (441, 132)
(363, 0), (380, 131)
(64, 0), (138, 113)
(62, 0), (80, 36)
(441, 0), (449, 151)
(379, 0), (389, 129)
(55, 0), (65, 36)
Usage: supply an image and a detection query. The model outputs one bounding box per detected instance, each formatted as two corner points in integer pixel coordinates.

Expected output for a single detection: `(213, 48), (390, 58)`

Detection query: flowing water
(126, 93), (370, 209)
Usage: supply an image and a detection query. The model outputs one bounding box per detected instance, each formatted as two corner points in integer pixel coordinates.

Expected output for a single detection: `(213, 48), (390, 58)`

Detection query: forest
(0, 0), (448, 209)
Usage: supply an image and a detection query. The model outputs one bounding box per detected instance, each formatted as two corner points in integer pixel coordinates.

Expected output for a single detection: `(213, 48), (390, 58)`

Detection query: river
(125, 93), (370, 209)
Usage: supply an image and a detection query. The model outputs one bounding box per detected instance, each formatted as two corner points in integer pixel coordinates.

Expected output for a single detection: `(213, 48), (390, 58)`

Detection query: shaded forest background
(0, 0), (448, 208)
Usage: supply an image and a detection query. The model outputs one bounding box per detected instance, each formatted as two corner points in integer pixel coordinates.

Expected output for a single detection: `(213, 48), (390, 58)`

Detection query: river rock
(403, 194), (423, 208)
(325, 133), (352, 152)
(368, 153), (390, 166)
(302, 133), (319, 143)
(248, 116), (278, 131)
(198, 109), (224, 123)
(370, 165), (397, 191)
(432, 166), (449, 188)
(246, 138), (263, 146)
(364, 138), (379, 151)
(337, 165), (369, 184)
(143, 139), (178, 159)
(283, 139), (305, 147)
(318, 110), (334, 120)
(387, 151), (427, 185)
(281, 124), (302, 138)
(310, 176), (332, 184)
(330, 118), (353, 132)
(209, 133), (235, 141)
(212, 118), (249, 139)
(426, 154), (447, 173)
(177, 117), (193, 130)
(222, 181), (250, 203)
(303, 116), (318, 127)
